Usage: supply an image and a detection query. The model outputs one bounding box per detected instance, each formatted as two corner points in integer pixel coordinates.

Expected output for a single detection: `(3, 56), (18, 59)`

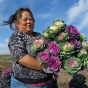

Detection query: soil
(57, 69), (88, 88)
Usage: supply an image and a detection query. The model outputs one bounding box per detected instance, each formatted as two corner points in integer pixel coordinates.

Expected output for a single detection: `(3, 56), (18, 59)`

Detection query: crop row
(0, 58), (11, 61)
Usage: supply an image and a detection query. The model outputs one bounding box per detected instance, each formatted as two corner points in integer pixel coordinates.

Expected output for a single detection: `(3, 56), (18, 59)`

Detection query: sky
(0, 0), (88, 54)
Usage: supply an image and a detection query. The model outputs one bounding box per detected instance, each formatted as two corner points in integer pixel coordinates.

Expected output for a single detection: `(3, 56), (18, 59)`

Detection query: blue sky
(0, 0), (88, 54)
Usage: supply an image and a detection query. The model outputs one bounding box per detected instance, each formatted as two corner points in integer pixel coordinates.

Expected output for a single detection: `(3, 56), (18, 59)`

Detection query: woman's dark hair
(2, 7), (35, 30)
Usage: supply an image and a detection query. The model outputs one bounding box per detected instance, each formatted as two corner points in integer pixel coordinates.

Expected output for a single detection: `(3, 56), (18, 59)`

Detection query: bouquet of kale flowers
(31, 39), (62, 75)
(31, 19), (88, 75)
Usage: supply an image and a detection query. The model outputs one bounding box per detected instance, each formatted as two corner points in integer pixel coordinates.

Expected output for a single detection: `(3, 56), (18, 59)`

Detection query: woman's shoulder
(8, 30), (26, 44)
(10, 30), (25, 39)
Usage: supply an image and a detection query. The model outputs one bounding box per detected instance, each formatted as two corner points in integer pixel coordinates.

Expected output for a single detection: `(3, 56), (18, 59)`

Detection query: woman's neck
(27, 32), (36, 40)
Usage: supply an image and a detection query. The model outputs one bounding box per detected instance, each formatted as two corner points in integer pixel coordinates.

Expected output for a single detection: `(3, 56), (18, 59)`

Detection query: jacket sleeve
(8, 33), (27, 63)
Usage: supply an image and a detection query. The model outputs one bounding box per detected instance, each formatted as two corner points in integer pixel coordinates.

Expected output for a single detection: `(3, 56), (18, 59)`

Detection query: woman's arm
(8, 32), (44, 71)
(18, 54), (44, 71)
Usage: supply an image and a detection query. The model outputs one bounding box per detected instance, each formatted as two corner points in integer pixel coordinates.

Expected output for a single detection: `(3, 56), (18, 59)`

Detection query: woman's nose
(27, 18), (33, 23)
(27, 19), (31, 23)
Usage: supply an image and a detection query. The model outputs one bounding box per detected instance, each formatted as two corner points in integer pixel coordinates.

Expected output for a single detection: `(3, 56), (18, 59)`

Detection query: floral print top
(8, 30), (52, 83)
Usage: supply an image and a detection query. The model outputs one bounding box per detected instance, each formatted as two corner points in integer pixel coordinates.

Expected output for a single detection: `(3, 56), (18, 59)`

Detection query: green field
(0, 54), (11, 61)
(0, 54), (11, 58)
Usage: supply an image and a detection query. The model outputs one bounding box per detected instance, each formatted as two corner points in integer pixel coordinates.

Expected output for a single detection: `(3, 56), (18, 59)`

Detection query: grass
(0, 54), (11, 59)
(0, 54), (11, 61)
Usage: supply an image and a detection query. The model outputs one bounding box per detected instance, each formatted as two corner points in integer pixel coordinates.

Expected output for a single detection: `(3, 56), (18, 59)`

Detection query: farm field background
(0, 54), (88, 88)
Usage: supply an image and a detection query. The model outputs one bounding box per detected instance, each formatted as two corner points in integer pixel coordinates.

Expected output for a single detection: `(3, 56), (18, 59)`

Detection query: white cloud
(0, 0), (6, 8)
(0, 0), (3, 3)
(77, 12), (88, 30)
(0, 42), (10, 54)
(0, 49), (10, 54)
(67, 0), (88, 23)
(0, 38), (10, 54)
(0, 43), (8, 49)
(4, 38), (9, 43)
(67, 0), (88, 31)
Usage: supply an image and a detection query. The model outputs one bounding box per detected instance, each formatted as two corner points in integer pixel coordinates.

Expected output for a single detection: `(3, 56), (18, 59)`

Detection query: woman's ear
(14, 20), (18, 28)
(15, 20), (19, 26)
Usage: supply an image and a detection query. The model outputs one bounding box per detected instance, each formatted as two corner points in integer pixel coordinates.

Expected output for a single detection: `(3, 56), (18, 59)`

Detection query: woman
(2, 7), (57, 88)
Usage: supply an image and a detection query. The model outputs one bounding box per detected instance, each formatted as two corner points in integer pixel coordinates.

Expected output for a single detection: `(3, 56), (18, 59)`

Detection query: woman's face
(16, 11), (34, 34)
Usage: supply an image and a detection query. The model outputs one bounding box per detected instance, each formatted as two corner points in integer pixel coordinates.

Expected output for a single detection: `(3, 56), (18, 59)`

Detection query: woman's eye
(29, 18), (33, 20)
(22, 18), (33, 21)
(22, 19), (27, 21)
